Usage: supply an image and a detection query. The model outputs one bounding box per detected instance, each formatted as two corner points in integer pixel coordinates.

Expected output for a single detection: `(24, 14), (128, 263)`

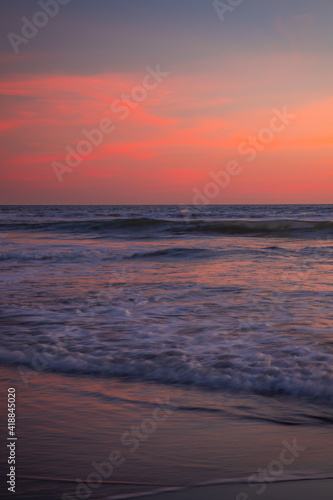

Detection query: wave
(0, 247), (217, 263)
(1, 217), (333, 238)
(0, 248), (118, 263)
(126, 247), (216, 259)
(2, 338), (333, 406)
(0, 245), (291, 263)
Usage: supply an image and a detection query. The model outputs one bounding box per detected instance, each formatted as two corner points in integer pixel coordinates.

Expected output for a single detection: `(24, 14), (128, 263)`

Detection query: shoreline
(1, 365), (332, 500)
(131, 478), (333, 500)
(12, 475), (333, 500)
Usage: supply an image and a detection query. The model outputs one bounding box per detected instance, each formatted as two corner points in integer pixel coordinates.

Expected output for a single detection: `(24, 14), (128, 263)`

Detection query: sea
(0, 204), (333, 499)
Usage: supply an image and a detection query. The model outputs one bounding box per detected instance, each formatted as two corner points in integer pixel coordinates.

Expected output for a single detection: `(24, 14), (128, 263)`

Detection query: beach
(139, 479), (333, 500)
(0, 363), (333, 499)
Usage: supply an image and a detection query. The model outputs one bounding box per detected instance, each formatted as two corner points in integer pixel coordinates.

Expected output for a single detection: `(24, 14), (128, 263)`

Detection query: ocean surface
(1, 204), (333, 498)
(1, 204), (333, 408)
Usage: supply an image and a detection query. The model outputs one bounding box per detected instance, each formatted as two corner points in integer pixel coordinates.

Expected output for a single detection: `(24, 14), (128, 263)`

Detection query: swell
(126, 247), (216, 259)
(1, 218), (333, 238)
(1, 245), (331, 262)
(0, 247), (216, 262)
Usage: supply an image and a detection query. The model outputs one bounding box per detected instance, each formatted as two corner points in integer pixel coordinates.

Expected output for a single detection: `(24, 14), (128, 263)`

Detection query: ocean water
(1, 204), (333, 498)
(1, 205), (333, 411)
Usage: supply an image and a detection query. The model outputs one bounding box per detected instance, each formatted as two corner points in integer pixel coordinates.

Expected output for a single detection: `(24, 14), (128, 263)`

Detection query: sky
(0, 0), (332, 204)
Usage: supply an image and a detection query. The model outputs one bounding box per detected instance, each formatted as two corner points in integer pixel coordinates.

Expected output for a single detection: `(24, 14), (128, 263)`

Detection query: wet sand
(0, 365), (332, 500)
(137, 479), (333, 500)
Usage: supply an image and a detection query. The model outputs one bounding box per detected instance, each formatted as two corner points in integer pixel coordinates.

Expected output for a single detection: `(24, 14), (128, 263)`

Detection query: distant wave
(0, 247), (217, 263)
(1, 217), (333, 238)
(0, 249), (117, 263)
(126, 247), (216, 259)
(3, 244), (326, 263)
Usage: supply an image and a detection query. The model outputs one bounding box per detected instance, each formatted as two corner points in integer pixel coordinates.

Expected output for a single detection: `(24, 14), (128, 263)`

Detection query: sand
(135, 479), (333, 500)
(1, 365), (332, 500)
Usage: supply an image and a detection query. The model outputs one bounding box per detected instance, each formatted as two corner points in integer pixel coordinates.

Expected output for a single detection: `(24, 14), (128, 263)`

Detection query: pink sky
(0, 1), (332, 204)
